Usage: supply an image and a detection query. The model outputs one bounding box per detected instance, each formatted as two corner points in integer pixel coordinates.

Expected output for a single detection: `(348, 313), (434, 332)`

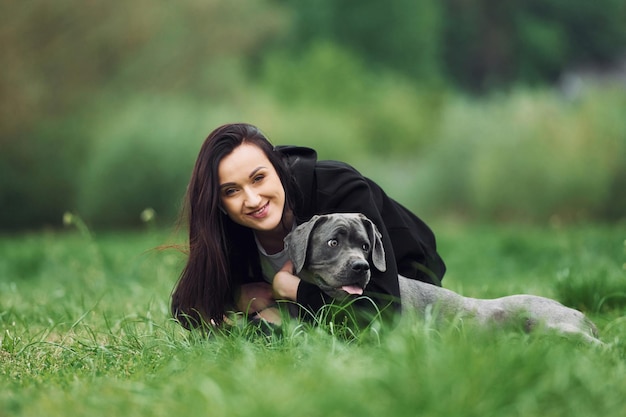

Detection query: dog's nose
(351, 260), (370, 274)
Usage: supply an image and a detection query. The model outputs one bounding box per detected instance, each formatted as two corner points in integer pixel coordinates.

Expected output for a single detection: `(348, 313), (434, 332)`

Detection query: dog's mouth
(340, 284), (364, 295)
(313, 276), (367, 298)
(307, 270), (369, 298)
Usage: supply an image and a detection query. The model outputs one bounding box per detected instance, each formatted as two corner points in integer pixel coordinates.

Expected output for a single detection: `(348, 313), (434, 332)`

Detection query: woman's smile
(248, 202), (269, 218)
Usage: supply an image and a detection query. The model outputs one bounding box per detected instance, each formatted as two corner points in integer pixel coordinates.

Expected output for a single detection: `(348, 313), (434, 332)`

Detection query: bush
(283, 0), (444, 83)
(75, 97), (205, 228)
(413, 86), (626, 222)
(260, 41), (448, 156)
(0, 118), (88, 230)
(0, 0), (288, 231)
(285, 0), (626, 91)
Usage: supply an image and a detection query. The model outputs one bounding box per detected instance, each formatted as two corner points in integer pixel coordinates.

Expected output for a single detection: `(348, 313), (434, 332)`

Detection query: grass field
(1, 222), (625, 416)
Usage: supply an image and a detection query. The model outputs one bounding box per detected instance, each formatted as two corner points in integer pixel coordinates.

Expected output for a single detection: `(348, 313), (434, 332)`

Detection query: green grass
(1, 223), (625, 417)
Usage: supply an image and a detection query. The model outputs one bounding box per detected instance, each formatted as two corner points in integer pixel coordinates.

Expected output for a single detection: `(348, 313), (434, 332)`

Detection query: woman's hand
(236, 282), (275, 314)
(272, 260), (300, 301)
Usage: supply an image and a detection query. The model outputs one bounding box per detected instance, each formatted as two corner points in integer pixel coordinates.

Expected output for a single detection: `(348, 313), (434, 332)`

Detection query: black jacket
(277, 146), (446, 314)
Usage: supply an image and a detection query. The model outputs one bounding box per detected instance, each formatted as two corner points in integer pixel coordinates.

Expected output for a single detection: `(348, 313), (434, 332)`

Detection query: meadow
(1, 221), (625, 417)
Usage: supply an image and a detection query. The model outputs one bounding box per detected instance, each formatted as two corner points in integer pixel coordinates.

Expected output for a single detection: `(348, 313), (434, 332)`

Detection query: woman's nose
(243, 188), (262, 207)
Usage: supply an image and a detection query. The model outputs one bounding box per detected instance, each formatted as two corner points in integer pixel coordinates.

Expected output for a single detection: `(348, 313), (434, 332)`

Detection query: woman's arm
(272, 260), (300, 301)
(236, 282), (284, 324)
(273, 260), (335, 318)
(236, 282), (276, 314)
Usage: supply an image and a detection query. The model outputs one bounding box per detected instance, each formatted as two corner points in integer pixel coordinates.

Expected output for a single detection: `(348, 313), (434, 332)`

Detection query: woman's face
(218, 143), (286, 234)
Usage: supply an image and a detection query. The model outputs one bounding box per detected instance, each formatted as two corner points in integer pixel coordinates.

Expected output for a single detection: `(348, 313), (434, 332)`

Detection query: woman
(171, 123), (446, 329)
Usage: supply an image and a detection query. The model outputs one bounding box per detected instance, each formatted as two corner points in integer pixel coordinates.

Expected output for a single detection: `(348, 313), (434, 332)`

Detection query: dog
(284, 213), (601, 344)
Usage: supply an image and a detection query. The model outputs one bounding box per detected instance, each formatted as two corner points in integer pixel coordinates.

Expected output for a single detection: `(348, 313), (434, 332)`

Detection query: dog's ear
(284, 215), (327, 274)
(359, 214), (387, 272)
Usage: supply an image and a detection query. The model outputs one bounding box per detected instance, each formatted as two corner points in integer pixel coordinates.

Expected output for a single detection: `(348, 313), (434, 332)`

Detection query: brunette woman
(171, 123), (445, 328)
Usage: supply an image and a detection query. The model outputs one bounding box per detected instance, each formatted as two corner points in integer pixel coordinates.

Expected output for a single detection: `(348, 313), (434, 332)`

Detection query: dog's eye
(327, 239), (338, 247)
(362, 243), (370, 252)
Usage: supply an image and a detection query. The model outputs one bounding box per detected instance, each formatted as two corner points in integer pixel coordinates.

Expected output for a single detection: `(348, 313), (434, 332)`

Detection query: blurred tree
(0, 0), (286, 134)
(442, 0), (626, 91)
(282, 0), (445, 85)
(2, 0), (625, 229)
(283, 0), (626, 91)
(0, 119), (86, 230)
(0, 0), (287, 230)
(442, 0), (517, 90)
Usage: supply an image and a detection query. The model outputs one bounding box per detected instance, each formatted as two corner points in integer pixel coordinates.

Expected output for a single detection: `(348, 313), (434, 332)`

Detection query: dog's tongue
(341, 285), (364, 295)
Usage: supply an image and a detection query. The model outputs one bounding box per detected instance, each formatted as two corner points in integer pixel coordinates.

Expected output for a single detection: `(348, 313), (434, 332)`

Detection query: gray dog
(284, 213), (601, 344)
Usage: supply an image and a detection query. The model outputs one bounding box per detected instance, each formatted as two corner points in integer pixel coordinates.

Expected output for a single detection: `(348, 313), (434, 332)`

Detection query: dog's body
(284, 213), (601, 344)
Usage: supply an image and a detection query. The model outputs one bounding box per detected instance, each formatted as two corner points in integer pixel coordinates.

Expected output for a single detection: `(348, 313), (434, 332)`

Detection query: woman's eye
(253, 175), (265, 183)
(223, 187), (239, 197)
(362, 243), (370, 252)
(327, 239), (338, 247)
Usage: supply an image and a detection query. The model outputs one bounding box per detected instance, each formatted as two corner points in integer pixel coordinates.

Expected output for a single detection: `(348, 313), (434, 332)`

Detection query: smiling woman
(170, 123), (446, 329)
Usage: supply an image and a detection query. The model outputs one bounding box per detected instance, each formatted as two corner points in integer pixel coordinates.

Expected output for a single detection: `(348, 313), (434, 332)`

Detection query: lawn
(1, 222), (625, 417)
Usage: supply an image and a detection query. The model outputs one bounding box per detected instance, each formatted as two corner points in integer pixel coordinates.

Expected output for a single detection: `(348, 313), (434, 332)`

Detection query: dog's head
(284, 213), (386, 299)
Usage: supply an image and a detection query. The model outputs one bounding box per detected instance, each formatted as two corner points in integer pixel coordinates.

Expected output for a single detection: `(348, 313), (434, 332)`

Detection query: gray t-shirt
(254, 223), (296, 283)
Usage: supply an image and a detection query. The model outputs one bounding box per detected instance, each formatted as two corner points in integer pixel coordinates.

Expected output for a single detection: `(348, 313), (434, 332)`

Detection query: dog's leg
(491, 295), (602, 344)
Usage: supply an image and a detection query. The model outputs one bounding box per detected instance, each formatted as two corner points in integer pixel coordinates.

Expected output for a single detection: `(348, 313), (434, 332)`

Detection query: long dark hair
(171, 123), (298, 328)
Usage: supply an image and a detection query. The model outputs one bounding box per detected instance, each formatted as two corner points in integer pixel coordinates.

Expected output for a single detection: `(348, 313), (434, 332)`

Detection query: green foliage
(262, 42), (372, 106)
(442, 0), (626, 90)
(0, 0), (286, 122)
(286, 0), (626, 91)
(0, 0), (287, 230)
(1, 225), (626, 416)
(0, 117), (88, 230)
(1, 0), (625, 229)
(406, 86), (626, 223)
(75, 97), (203, 228)
(260, 41), (447, 154)
(283, 0), (445, 84)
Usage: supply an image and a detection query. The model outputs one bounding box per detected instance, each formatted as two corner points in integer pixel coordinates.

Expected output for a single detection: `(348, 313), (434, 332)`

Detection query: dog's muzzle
(340, 259), (371, 295)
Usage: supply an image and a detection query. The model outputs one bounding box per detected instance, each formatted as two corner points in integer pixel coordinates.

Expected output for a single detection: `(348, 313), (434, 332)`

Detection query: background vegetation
(1, 0), (625, 230)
